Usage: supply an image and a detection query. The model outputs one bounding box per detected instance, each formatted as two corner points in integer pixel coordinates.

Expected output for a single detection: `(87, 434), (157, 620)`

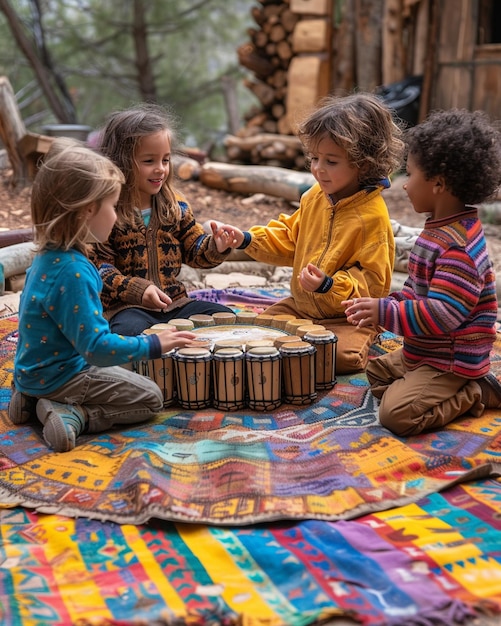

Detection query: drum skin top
(192, 324), (287, 351)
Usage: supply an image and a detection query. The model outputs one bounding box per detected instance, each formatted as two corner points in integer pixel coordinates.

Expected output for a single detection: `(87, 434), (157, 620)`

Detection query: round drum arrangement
(137, 311), (337, 412)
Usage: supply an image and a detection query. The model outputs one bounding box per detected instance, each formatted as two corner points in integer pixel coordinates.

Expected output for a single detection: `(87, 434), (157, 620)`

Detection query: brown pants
(366, 348), (485, 436)
(263, 297), (376, 374)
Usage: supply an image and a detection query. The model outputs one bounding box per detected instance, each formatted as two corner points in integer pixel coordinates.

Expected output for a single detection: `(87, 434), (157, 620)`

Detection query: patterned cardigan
(90, 196), (231, 321)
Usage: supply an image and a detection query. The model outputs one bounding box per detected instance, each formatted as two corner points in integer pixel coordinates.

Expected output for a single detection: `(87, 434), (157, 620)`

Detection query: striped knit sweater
(379, 208), (497, 378)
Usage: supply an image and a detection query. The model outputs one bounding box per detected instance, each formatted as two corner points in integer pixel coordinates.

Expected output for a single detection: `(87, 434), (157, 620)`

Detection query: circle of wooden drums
(137, 314), (337, 411)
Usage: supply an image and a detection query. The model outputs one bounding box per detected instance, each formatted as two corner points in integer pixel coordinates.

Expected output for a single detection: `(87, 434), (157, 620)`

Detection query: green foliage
(0, 0), (256, 147)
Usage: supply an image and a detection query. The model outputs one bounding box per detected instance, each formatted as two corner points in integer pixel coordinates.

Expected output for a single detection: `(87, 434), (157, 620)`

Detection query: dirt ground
(0, 166), (421, 231)
(1, 167), (501, 275)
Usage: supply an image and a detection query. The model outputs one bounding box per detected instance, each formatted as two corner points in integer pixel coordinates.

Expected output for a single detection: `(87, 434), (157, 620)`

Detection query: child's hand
(342, 297), (380, 328)
(210, 220), (245, 252)
(298, 263), (324, 292)
(142, 285), (172, 312)
(157, 330), (197, 353)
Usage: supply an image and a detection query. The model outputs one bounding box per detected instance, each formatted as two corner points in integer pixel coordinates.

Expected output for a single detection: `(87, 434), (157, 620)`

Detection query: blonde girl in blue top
(9, 138), (197, 452)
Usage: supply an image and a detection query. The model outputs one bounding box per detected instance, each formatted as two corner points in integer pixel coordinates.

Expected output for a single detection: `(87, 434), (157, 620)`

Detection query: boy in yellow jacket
(241, 93), (404, 373)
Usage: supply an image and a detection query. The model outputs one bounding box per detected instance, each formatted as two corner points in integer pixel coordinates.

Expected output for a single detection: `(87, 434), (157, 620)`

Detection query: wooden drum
(173, 347), (212, 410)
(212, 348), (246, 411)
(141, 326), (177, 406)
(303, 329), (338, 390)
(138, 350), (176, 407)
(279, 341), (317, 405)
(245, 346), (282, 411)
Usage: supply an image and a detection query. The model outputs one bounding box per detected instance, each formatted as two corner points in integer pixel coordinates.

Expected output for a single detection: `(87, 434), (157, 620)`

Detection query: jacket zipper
(313, 207), (336, 318)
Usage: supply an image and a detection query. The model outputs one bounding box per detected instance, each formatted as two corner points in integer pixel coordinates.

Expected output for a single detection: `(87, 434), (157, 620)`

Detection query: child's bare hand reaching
(299, 263), (325, 292)
(210, 220), (245, 252)
(343, 297), (380, 328)
(157, 329), (197, 353)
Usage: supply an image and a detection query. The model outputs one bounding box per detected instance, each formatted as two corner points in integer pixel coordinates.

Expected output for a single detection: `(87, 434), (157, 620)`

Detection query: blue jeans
(110, 301), (234, 335)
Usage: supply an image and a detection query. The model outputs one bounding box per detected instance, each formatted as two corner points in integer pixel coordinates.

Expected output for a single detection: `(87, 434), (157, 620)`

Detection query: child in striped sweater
(343, 108), (501, 436)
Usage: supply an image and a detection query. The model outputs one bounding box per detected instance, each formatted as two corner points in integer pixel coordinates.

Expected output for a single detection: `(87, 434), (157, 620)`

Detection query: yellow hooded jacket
(246, 182), (395, 320)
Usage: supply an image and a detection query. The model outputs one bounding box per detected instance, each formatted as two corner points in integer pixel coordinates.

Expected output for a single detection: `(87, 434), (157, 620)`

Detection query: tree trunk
(382, 0), (405, 85)
(221, 75), (240, 135)
(332, 0), (356, 94)
(0, 0), (76, 123)
(133, 0), (157, 101)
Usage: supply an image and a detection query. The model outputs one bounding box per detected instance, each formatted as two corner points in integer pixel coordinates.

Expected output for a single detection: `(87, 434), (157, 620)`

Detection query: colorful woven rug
(1, 478), (500, 625)
(0, 301), (500, 526)
(1, 288), (501, 625)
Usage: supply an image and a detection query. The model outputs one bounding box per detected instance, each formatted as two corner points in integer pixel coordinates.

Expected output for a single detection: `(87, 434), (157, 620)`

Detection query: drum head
(193, 324), (287, 351)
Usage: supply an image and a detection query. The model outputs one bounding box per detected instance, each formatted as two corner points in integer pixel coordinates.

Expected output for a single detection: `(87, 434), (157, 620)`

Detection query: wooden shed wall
(429, 0), (501, 120)
(230, 0), (500, 167)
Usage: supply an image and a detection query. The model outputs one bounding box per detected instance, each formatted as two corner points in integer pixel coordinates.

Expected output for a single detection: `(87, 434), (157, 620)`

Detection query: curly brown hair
(405, 108), (501, 205)
(296, 92), (405, 186)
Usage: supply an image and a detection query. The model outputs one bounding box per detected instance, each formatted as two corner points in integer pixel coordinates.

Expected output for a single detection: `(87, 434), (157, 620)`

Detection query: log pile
(228, 0), (333, 169)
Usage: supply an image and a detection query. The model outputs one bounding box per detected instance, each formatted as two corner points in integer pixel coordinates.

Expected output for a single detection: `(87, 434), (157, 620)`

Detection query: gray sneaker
(8, 387), (38, 425)
(36, 399), (86, 452)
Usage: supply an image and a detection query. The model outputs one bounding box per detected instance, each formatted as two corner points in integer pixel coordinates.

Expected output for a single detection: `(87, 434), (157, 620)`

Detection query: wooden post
(0, 76), (29, 185)
(418, 0), (438, 122)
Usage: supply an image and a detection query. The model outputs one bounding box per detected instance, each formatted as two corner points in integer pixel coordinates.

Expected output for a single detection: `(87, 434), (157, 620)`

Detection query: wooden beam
(0, 76), (29, 185)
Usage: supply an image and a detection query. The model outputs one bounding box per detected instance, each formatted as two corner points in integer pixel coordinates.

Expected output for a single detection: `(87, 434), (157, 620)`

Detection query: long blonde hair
(97, 102), (179, 227)
(31, 137), (124, 255)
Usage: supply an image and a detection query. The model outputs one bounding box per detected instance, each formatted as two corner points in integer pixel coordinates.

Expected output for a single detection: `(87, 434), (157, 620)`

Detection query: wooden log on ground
(0, 228), (34, 249)
(224, 132), (305, 167)
(225, 132), (302, 152)
(200, 161), (314, 202)
(173, 154), (201, 181)
(0, 241), (36, 295)
(237, 43), (275, 78)
(243, 79), (276, 107)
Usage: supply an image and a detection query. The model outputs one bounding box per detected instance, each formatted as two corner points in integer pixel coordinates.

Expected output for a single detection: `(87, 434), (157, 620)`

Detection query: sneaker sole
(8, 390), (37, 425)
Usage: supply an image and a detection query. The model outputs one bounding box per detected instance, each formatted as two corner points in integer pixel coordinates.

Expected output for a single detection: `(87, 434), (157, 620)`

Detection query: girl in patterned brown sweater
(90, 103), (247, 335)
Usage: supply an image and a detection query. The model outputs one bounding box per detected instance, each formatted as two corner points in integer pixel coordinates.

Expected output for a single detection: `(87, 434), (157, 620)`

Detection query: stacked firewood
(227, 0), (333, 169)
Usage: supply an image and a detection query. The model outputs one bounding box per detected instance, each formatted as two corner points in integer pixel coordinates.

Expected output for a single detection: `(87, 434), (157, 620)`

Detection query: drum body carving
(139, 350), (176, 407)
(140, 326), (177, 406)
